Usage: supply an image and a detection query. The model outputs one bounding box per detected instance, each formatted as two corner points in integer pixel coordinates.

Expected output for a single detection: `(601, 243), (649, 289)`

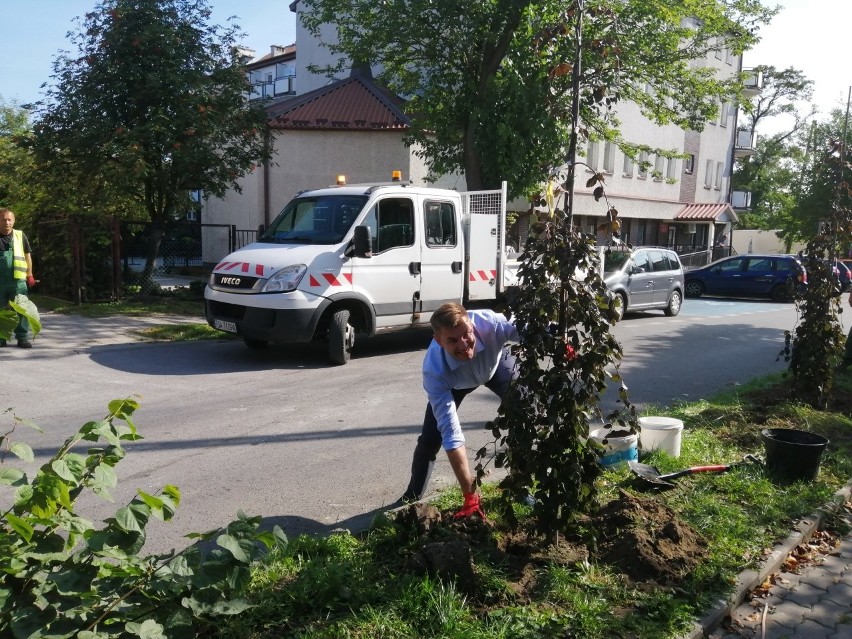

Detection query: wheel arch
(316, 293), (376, 337)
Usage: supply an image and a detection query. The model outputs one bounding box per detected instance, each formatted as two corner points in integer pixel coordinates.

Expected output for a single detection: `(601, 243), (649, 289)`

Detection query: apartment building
(200, 3), (758, 266)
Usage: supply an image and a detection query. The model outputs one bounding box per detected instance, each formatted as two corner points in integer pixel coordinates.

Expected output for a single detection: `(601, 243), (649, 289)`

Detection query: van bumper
(204, 289), (329, 343)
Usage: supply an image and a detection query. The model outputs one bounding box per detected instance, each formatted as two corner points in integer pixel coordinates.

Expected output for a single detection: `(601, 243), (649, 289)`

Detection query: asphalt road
(0, 298), (830, 555)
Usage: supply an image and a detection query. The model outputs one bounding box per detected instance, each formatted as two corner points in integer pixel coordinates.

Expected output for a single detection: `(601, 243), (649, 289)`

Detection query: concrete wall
(732, 229), (805, 255)
(200, 129), (426, 262)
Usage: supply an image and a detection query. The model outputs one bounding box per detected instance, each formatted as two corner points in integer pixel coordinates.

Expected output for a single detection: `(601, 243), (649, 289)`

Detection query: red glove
(453, 493), (486, 520)
(26, 275), (36, 289)
(565, 344), (577, 361)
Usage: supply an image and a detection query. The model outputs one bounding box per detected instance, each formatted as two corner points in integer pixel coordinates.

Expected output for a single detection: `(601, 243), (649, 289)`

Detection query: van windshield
(603, 251), (631, 273)
(259, 195), (368, 244)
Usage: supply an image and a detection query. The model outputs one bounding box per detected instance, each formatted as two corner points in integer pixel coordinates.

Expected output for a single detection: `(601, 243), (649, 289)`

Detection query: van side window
(424, 200), (457, 246)
(361, 197), (415, 253)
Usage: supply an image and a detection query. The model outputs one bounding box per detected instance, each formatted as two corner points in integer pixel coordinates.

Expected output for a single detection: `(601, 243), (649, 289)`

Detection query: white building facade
(201, 4), (756, 267)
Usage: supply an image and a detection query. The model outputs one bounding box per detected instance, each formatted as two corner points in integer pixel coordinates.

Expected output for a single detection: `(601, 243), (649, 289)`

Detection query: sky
(0, 1), (849, 122)
(0, 0), (298, 107)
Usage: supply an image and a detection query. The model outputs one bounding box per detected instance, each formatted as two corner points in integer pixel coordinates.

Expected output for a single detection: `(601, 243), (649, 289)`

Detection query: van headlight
(262, 264), (307, 292)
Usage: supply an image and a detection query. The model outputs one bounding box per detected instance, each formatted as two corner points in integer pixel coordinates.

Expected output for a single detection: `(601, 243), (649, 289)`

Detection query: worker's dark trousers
(402, 347), (517, 501)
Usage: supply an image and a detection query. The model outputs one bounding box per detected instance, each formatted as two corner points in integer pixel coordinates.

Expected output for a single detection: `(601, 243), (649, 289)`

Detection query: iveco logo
(221, 276), (242, 285)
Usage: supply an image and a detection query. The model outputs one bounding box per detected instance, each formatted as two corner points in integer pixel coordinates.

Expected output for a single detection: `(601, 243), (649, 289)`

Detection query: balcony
(734, 128), (756, 158)
(742, 68), (763, 97)
(730, 190), (752, 209)
(246, 74), (296, 101)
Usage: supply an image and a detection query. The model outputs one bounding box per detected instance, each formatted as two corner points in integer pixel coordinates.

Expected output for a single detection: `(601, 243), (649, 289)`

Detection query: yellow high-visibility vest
(10, 230), (27, 280)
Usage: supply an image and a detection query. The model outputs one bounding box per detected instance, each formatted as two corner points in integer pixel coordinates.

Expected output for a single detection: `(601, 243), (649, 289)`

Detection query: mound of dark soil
(394, 488), (708, 602)
(593, 489), (709, 582)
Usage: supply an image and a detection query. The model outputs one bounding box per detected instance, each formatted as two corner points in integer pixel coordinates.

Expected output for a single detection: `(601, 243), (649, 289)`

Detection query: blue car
(684, 254), (807, 302)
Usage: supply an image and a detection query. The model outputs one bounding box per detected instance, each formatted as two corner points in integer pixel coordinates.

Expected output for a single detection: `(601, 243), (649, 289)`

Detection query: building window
(714, 161), (724, 190)
(704, 159), (714, 189)
(653, 154), (665, 181)
(720, 102), (728, 127)
(637, 151), (649, 179)
(666, 157), (677, 180)
(586, 140), (599, 170)
(725, 48), (734, 65)
(622, 154), (634, 177)
(603, 142), (615, 173)
(684, 154), (695, 174)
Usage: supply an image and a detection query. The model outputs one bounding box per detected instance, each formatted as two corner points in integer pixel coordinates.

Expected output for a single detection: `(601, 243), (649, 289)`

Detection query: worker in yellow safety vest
(0, 208), (36, 348)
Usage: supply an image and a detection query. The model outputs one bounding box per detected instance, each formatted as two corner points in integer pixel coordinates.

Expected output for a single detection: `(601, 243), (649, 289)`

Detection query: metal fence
(32, 215), (259, 303)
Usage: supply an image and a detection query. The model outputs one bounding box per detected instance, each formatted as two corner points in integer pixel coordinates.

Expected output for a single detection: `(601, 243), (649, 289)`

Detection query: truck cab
(205, 177), (509, 364)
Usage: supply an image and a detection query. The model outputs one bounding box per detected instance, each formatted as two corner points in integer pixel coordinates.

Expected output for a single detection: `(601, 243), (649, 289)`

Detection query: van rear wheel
(328, 309), (355, 365)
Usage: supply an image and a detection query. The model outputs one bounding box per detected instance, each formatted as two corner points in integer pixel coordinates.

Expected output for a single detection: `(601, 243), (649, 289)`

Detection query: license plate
(214, 319), (238, 333)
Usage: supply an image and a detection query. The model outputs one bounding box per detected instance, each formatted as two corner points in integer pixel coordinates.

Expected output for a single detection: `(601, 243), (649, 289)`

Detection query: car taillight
(799, 271), (807, 284)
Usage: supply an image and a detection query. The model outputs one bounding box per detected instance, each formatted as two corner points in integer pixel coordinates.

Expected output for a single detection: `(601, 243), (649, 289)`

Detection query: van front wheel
(328, 309), (355, 365)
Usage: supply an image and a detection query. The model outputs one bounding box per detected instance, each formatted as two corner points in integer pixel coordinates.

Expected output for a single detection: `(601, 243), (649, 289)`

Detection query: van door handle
(409, 262), (421, 275)
(451, 261), (463, 273)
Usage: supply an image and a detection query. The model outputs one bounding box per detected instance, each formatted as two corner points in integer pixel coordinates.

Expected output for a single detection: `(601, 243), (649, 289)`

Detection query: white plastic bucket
(638, 416), (684, 458)
(590, 428), (638, 468)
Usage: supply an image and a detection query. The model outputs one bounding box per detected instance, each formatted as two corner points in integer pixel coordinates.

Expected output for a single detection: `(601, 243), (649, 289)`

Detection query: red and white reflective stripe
(215, 261), (265, 276)
(308, 273), (353, 287)
(469, 269), (497, 282)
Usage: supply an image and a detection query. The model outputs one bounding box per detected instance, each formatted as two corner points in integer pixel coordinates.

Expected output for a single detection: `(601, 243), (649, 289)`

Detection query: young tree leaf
(10, 442), (34, 463)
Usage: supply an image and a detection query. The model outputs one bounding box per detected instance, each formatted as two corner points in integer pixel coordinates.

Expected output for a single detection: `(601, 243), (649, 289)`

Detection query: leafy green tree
(301, 0), (775, 198)
(732, 66), (816, 233)
(30, 0), (272, 285)
(0, 99), (37, 216)
(789, 113), (852, 243)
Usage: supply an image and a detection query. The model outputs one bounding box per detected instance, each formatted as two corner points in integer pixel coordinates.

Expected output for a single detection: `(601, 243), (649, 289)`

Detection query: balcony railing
(246, 75), (296, 101)
(734, 128), (756, 158)
(742, 68), (763, 95)
(731, 190), (752, 209)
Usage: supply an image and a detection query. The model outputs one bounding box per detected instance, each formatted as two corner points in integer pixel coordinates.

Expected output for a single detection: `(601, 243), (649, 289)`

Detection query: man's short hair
(430, 303), (468, 334)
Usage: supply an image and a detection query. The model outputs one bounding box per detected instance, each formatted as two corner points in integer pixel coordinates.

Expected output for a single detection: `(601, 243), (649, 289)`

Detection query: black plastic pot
(761, 428), (829, 484)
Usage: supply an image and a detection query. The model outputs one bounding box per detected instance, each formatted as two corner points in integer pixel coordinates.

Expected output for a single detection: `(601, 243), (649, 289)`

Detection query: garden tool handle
(659, 464), (733, 480)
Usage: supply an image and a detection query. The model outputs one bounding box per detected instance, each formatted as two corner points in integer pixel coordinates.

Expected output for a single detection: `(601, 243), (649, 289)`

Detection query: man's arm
(446, 446), (475, 495)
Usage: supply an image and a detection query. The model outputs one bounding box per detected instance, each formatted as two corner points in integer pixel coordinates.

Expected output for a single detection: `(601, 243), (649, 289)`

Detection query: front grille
(213, 273), (259, 290)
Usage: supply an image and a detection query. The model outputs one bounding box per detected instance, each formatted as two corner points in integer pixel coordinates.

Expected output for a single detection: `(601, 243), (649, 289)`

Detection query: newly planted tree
(780, 132), (852, 409)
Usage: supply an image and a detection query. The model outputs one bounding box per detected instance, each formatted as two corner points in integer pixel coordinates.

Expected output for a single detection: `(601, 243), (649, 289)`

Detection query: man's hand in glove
(454, 492), (486, 520)
(26, 275), (36, 289)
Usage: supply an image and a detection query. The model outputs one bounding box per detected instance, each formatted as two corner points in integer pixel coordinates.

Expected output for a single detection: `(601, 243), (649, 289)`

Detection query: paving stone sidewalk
(695, 484), (852, 639)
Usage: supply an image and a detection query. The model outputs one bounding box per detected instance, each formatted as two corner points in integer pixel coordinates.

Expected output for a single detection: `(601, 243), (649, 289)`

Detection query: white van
(205, 177), (515, 364)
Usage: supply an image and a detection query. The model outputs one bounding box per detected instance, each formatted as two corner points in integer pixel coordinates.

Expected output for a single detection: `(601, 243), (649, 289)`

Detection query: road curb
(677, 477), (852, 639)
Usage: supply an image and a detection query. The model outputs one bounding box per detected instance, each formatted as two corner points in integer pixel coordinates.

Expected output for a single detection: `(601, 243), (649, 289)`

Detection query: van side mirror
(352, 225), (372, 258)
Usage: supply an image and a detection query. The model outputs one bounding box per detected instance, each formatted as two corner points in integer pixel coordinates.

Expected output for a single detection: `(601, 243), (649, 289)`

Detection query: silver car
(603, 247), (684, 321)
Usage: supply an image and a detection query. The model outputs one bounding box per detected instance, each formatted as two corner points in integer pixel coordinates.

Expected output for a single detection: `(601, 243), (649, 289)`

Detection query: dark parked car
(603, 247), (685, 320)
(684, 254), (807, 302)
(835, 260), (851, 292)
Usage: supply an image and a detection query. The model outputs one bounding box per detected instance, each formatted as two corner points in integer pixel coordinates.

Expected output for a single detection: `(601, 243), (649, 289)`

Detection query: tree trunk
(141, 222), (166, 294)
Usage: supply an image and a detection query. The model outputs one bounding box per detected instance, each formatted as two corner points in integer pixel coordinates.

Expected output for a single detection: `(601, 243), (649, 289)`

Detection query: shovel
(628, 455), (760, 487)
